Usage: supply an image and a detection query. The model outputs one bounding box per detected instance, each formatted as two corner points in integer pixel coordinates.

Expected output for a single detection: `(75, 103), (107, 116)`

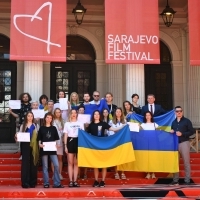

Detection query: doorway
(50, 35), (96, 102)
(145, 41), (172, 110)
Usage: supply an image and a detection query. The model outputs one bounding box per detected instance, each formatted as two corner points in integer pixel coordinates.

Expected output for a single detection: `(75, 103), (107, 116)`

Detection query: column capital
(171, 61), (182, 67)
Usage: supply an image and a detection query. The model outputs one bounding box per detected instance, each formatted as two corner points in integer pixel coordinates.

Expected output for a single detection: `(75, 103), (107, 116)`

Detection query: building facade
(0, 0), (200, 143)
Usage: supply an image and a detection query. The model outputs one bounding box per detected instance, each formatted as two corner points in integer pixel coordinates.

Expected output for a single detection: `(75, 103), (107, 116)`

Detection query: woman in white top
(54, 90), (70, 122)
(64, 109), (84, 187)
(52, 108), (64, 180)
(109, 108), (127, 180)
(140, 111), (158, 179)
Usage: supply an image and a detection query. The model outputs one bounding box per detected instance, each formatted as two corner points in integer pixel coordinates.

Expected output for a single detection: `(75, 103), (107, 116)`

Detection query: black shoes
(53, 184), (64, 188)
(73, 181), (80, 187)
(22, 183), (29, 188)
(99, 181), (105, 187)
(93, 180), (99, 187)
(169, 181), (179, 186)
(44, 184), (49, 188)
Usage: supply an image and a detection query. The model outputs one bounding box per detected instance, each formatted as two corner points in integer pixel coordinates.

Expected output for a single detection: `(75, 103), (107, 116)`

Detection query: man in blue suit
(141, 94), (165, 117)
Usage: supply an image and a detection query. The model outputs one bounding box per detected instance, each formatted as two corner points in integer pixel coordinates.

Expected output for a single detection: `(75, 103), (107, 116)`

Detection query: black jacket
(171, 116), (195, 143)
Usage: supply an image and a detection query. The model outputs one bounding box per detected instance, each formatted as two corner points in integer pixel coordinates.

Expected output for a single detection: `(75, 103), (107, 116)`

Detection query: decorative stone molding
(171, 31), (180, 39)
(95, 28), (104, 37)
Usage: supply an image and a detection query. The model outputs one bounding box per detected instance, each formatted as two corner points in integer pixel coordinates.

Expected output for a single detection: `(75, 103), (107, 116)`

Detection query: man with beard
(9, 93), (32, 160)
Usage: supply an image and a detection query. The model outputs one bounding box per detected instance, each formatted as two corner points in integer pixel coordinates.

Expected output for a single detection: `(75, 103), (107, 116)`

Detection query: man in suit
(141, 94), (165, 117)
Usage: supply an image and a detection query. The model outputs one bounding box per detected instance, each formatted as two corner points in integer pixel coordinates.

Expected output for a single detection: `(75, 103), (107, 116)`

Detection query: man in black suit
(141, 94), (165, 117)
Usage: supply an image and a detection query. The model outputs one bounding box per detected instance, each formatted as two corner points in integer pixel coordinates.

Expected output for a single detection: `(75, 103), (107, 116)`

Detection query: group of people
(9, 90), (194, 188)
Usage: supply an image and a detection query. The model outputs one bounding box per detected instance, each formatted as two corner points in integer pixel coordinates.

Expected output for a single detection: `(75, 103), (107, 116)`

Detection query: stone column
(24, 61), (43, 101)
(126, 64), (145, 106)
(107, 64), (123, 106)
(187, 66), (200, 127)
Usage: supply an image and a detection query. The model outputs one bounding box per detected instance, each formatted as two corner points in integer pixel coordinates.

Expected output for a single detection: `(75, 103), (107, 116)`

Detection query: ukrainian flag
(128, 110), (175, 132)
(117, 130), (179, 173)
(78, 126), (135, 168)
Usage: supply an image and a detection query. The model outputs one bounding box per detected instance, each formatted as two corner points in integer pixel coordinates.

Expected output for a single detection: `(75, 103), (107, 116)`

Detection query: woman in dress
(140, 111), (159, 179)
(131, 94), (142, 114)
(38, 112), (64, 188)
(87, 110), (125, 188)
(64, 109), (84, 187)
(109, 108), (127, 179)
(52, 108), (64, 180)
(16, 111), (39, 188)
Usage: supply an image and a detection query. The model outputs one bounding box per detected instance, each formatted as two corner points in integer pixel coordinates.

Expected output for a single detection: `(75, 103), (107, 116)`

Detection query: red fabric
(188, 0), (200, 65)
(10, 0), (66, 62)
(105, 0), (160, 64)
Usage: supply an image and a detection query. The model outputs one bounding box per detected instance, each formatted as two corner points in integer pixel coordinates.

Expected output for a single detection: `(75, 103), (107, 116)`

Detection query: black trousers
(21, 142), (38, 186)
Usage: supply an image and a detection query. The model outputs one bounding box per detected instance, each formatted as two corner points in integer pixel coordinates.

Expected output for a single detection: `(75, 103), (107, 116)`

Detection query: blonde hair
(53, 108), (64, 128)
(112, 107), (126, 125)
(70, 92), (79, 105)
(68, 109), (78, 122)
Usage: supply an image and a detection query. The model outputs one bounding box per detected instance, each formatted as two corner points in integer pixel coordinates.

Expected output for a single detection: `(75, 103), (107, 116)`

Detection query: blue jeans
(42, 155), (60, 186)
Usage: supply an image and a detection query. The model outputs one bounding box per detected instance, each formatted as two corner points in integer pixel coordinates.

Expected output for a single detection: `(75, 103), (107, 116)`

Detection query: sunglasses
(175, 110), (182, 113)
(93, 95), (99, 97)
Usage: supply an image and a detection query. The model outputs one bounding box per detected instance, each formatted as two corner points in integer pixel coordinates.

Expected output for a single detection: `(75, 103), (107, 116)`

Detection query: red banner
(10, 0), (66, 62)
(188, 0), (200, 65)
(105, 0), (160, 64)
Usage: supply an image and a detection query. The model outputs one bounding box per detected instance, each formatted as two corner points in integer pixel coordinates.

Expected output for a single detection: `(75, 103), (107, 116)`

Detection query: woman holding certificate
(38, 112), (64, 188)
(16, 111), (39, 188)
(64, 109), (84, 187)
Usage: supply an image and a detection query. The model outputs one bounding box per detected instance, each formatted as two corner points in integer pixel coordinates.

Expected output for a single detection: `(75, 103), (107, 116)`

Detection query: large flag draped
(118, 110), (179, 173)
(78, 126), (135, 168)
(127, 110), (175, 132)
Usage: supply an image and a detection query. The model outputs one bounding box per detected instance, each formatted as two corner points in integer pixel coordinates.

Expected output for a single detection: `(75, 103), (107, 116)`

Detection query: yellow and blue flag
(127, 110), (175, 132)
(118, 110), (179, 173)
(78, 125), (135, 168)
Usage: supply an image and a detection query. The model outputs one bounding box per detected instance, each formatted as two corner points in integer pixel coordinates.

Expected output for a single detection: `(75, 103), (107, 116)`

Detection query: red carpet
(0, 153), (200, 199)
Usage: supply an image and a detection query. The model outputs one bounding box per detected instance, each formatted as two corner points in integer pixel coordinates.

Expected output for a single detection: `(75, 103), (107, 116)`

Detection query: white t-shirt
(63, 121), (84, 137)
(108, 120), (127, 136)
(89, 100), (100, 105)
(140, 122), (158, 130)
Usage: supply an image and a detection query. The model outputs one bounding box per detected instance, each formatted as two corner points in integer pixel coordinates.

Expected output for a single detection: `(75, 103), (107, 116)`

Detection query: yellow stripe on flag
(78, 142), (135, 168)
(117, 150), (179, 173)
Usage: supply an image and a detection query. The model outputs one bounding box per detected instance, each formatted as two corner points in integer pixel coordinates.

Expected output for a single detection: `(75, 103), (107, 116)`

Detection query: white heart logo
(13, 2), (61, 54)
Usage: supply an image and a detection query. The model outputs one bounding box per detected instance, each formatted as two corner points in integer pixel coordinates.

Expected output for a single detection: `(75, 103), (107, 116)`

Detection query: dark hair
(131, 93), (139, 99)
(147, 94), (155, 98)
(83, 92), (90, 96)
(22, 111), (34, 132)
(123, 100), (133, 116)
(143, 111), (154, 123)
(43, 112), (54, 126)
(39, 94), (48, 104)
(91, 110), (101, 123)
(112, 107), (126, 124)
(101, 108), (109, 122)
(57, 90), (65, 99)
(19, 93), (32, 102)
(175, 106), (182, 110)
(78, 105), (85, 111)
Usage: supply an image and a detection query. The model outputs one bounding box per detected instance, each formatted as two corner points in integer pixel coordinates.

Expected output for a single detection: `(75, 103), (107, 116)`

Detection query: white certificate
(59, 98), (68, 110)
(9, 100), (21, 109)
(78, 114), (91, 123)
(32, 109), (45, 118)
(127, 122), (140, 132)
(17, 132), (30, 142)
(43, 141), (57, 151)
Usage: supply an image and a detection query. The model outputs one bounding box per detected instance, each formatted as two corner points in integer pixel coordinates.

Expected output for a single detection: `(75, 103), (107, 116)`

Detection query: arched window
(0, 34), (10, 59)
